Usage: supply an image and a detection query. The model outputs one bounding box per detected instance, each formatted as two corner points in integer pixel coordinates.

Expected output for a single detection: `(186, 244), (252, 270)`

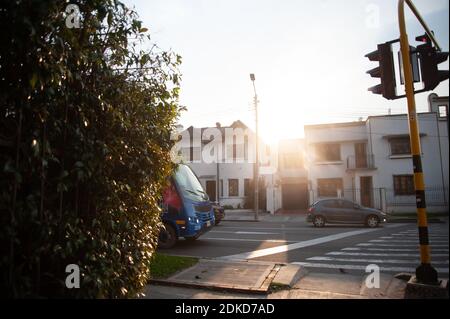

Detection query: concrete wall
(305, 122), (367, 199)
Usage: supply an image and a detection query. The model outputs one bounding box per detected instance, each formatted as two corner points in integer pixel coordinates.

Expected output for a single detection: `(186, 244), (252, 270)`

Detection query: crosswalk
(292, 225), (449, 275)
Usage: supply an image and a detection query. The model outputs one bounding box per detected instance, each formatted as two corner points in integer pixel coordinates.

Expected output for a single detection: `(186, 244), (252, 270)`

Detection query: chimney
(216, 122), (221, 128)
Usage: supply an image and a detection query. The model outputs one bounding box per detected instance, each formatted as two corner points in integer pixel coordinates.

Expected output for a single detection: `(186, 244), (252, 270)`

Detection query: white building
(178, 120), (273, 209)
(265, 139), (309, 214)
(179, 94), (448, 215)
(304, 95), (448, 213)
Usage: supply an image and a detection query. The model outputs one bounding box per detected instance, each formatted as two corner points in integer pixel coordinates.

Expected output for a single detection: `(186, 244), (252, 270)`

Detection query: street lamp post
(250, 74), (259, 221)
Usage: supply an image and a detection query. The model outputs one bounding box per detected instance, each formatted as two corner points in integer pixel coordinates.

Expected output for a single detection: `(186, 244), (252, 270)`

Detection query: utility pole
(250, 74), (259, 221)
(216, 145), (220, 203)
(215, 122), (221, 204)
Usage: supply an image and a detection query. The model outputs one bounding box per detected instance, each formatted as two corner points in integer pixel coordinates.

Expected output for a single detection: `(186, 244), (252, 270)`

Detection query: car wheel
(366, 215), (379, 228)
(158, 223), (177, 249)
(313, 215), (326, 228)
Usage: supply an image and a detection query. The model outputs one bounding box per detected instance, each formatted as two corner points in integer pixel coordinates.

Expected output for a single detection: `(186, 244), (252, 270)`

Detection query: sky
(124, 0), (449, 144)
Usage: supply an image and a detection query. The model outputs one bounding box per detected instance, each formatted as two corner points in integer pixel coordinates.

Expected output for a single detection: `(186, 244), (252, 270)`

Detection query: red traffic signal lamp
(365, 42), (397, 100)
(415, 33), (449, 91)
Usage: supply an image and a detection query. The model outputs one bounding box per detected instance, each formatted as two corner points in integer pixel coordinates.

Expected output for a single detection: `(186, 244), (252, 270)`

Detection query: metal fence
(385, 187), (448, 207)
(310, 187), (448, 210)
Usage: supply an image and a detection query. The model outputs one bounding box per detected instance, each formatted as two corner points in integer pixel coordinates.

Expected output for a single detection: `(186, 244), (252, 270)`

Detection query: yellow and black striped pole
(398, 0), (438, 284)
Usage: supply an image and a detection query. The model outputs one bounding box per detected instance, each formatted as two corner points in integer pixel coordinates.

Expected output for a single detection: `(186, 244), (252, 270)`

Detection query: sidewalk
(145, 258), (411, 299)
(222, 210), (447, 223)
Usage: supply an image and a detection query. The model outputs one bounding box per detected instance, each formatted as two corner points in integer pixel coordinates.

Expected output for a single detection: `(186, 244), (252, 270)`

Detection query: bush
(0, 1), (181, 298)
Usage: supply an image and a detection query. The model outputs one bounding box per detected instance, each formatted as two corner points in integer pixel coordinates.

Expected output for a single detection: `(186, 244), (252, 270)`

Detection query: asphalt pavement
(159, 218), (449, 277)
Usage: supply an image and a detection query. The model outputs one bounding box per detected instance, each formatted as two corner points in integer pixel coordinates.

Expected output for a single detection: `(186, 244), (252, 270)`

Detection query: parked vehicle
(211, 201), (225, 225)
(306, 198), (387, 228)
(158, 164), (215, 249)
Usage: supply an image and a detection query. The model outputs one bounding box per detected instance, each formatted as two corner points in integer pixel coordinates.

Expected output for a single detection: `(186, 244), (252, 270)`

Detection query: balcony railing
(346, 154), (376, 170)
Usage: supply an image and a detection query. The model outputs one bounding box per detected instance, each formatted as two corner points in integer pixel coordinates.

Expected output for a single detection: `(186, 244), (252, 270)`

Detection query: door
(337, 199), (364, 223)
(355, 143), (367, 168)
(360, 176), (373, 207)
(205, 180), (216, 202)
(282, 183), (309, 210)
(321, 199), (340, 222)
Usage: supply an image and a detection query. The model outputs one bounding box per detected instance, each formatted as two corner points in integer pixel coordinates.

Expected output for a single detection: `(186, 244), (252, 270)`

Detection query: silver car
(306, 198), (387, 228)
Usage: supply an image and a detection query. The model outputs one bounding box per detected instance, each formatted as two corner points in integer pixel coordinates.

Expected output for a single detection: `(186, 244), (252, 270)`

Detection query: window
(244, 136), (249, 161)
(316, 143), (341, 162)
(220, 179), (223, 197)
(438, 105), (448, 118)
(393, 175), (414, 195)
(323, 200), (339, 208)
(281, 153), (303, 169)
(318, 178), (343, 197)
(244, 179), (250, 196)
(339, 200), (355, 209)
(390, 138), (411, 155)
(228, 179), (239, 197)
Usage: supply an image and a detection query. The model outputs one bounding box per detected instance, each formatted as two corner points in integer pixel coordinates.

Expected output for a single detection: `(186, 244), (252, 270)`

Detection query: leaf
(139, 27), (148, 33)
(30, 73), (38, 89)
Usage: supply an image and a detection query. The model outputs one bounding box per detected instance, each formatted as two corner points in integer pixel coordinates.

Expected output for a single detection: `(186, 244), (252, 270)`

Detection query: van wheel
(158, 223), (177, 249)
(366, 215), (379, 228)
(185, 235), (199, 242)
(313, 215), (326, 227)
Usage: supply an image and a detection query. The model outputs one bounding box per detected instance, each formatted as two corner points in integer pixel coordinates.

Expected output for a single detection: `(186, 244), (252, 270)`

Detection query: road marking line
(389, 235), (448, 238)
(218, 226), (402, 261)
(203, 237), (296, 243)
(359, 244), (449, 248)
(326, 251), (449, 257)
(210, 231), (279, 235)
(370, 239), (448, 243)
(218, 227), (306, 231)
(235, 231), (280, 235)
(385, 224), (410, 228)
(342, 247), (449, 252)
(291, 262), (449, 273)
(307, 256), (449, 265)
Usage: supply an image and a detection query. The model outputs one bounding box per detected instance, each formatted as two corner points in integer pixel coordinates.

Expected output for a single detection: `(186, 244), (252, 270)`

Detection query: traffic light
(415, 33), (449, 91)
(365, 42), (397, 100)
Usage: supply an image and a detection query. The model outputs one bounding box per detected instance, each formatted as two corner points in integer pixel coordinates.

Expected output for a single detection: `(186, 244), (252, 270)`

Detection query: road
(159, 219), (449, 277)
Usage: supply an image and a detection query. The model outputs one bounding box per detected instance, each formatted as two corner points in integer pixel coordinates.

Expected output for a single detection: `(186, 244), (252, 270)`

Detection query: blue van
(158, 164), (215, 249)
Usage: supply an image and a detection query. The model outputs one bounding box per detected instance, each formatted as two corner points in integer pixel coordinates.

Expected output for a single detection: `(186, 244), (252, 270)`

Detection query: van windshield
(173, 164), (208, 202)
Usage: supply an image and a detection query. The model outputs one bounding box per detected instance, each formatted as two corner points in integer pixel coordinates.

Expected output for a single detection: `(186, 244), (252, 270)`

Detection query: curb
(148, 260), (283, 295)
(148, 278), (269, 295)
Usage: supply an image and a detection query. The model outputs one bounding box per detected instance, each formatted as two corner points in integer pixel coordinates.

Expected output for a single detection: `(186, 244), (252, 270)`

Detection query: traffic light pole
(398, 0), (438, 284)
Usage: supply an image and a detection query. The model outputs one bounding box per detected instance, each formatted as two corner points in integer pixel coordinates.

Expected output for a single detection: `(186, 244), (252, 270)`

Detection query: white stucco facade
(304, 97), (449, 214)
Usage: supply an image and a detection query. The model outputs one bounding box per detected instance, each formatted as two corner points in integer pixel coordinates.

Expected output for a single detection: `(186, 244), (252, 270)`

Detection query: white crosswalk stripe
(369, 239), (448, 243)
(307, 256), (449, 265)
(293, 225), (449, 274)
(342, 247), (449, 252)
(291, 262), (450, 274)
(326, 251), (449, 257)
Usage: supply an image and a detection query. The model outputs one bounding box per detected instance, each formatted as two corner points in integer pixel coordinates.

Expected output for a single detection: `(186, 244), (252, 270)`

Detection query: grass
(269, 282), (290, 292)
(150, 253), (198, 280)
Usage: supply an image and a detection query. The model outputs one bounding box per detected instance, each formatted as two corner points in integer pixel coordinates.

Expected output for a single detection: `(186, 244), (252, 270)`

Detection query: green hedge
(0, 0), (181, 298)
